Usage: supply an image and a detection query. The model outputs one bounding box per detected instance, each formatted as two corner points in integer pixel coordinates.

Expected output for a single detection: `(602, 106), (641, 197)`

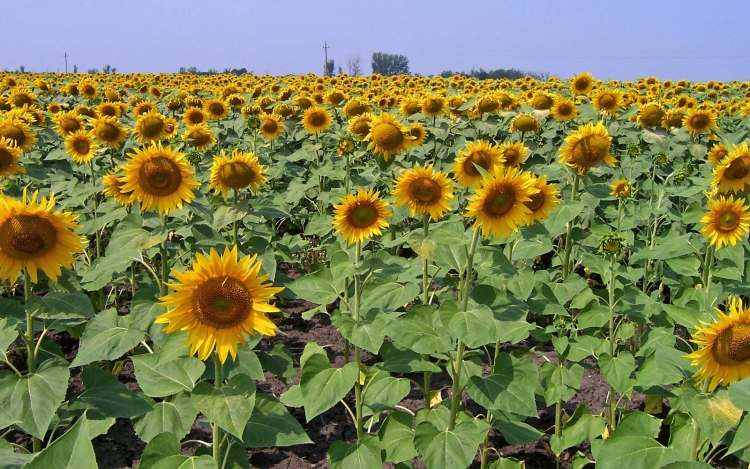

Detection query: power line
(323, 41), (330, 76)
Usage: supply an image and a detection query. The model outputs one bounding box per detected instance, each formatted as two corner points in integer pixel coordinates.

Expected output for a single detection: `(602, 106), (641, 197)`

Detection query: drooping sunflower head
(0, 189), (84, 284)
(712, 142), (750, 194)
(699, 195), (750, 248)
(598, 232), (627, 257)
(325, 90), (347, 107)
(637, 102), (665, 128)
(181, 123), (216, 151)
(684, 109), (717, 135)
(529, 91), (556, 111)
(549, 98), (578, 121)
(453, 140), (502, 188)
(336, 134), (358, 156)
(301, 105), (332, 135)
(0, 117), (37, 152)
(498, 141), (529, 168)
(134, 110), (169, 145)
(209, 149), (267, 200)
(8, 86), (37, 108)
(365, 113), (412, 160)
(421, 94), (445, 117)
(571, 72), (594, 95)
(333, 189), (393, 245)
(121, 143), (201, 215)
(348, 113), (373, 140)
(686, 296), (750, 391)
(510, 113), (541, 134)
(708, 143), (730, 166)
(155, 245), (284, 363)
(559, 122), (617, 175)
(52, 111), (85, 137)
(259, 114), (284, 141)
(464, 166), (537, 240)
(610, 178), (632, 199)
(392, 163), (455, 221)
(0, 136), (24, 179)
(343, 98), (369, 118)
(91, 116), (129, 148)
(523, 174), (560, 224)
(399, 96), (422, 117)
(183, 107), (207, 126)
(101, 168), (136, 207)
(407, 123), (428, 148)
(64, 130), (98, 164)
(662, 109), (685, 129)
(204, 98), (230, 120)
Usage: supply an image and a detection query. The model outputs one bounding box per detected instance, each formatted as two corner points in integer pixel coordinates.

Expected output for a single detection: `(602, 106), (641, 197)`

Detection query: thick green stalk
(160, 215), (169, 297)
(353, 241), (364, 442)
(23, 270), (41, 453)
(422, 214), (431, 305)
(607, 255), (617, 432)
(212, 353), (225, 467)
(232, 190), (239, 247)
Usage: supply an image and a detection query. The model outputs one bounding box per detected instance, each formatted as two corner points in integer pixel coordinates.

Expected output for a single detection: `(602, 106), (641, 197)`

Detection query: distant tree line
(178, 67), (250, 75)
(440, 67), (549, 81)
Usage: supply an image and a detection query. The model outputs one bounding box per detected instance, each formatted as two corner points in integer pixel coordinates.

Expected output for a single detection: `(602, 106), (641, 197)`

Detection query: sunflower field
(2, 71), (750, 469)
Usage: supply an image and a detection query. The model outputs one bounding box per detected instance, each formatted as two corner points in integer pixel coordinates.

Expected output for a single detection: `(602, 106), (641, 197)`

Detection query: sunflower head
(708, 143), (730, 166)
(365, 113), (412, 160)
(549, 99), (578, 121)
(204, 98), (230, 120)
(637, 102), (665, 128)
(498, 141), (529, 168)
(686, 296), (750, 391)
(64, 130), (98, 164)
(102, 169), (136, 207)
(598, 232), (627, 257)
(610, 178), (632, 199)
(684, 109), (717, 135)
(421, 95), (445, 117)
(259, 114), (284, 141)
(510, 113), (541, 134)
(301, 106), (332, 134)
(392, 164), (455, 221)
(183, 107), (207, 126)
(348, 113), (373, 140)
(209, 149), (267, 200)
(97, 101), (121, 119)
(407, 123), (428, 148)
(524, 174), (560, 224)
(134, 110), (168, 145)
(0, 189), (84, 284)
(592, 88), (623, 115)
(700, 195), (750, 248)
(333, 189), (393, 245)
(571, 72), (594, 95)
(0, 136), (24, 179)
(336, 134), (358, 156)
(453, 140), (502, 188)
(712, 142), (750, 194)
(559, 122), (617, 175)
(181, 123), (216, 151)
(91, 116), (129, 148)
(0, 117), (37, 152)
(399, 96), (422, 117)
(156, 246), (284, 363)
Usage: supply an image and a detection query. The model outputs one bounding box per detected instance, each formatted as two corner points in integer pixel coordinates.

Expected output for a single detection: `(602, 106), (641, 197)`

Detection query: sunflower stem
(160, 215), (169, 297)
(607, 255), (618, 433)
(353, 240), (364, 442)
(232, 190), (239, 248)
(562, 174), (580, 281)
(422, 214), (430, 305)
(212, 353), (225, 467)
(23, 269), (41, 453)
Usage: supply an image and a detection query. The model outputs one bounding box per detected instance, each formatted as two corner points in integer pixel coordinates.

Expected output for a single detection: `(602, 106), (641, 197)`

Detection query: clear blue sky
(5, 0), (750, 82)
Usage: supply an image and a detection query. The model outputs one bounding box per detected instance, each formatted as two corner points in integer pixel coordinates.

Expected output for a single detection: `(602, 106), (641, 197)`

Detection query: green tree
(371, 52), (410, 76)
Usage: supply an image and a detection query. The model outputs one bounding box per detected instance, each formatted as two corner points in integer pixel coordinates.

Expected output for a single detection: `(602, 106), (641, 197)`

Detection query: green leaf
(567, 335), (604, 362)
(726, 413), (750, 455)
(729, 378), (750, 411)
(596, 436), (682, 469)
(139, 432), (181, 469)
(599, 352), (636, 394)
(133, 392), (197, 442)
(258, 343), (297, 383)
(512, 237), (553, 260)
(26, 292), (94, 320)
(487, 458), (525, 469)
(224, 347), (264, 381)
(300, 354), (358, 421)
(73, 366), (152, 418)
(191, 373), (256, 438)
(611, 411), (661, 439)
(378, 411), (417, 462)
(149, 455), (218, 469)
(132, 352), (205, 398)
(684, 385), (742, 445)
(466, 354), (537, 417)
(212, 203), (249, 230)
(379, 341), (441, 374)
(327, 434), (382, 469)
(25, 416), (96, 469)
(331, 309), (388, 354)
(360, 280), (419, 312)
(491, 415), (543, 445)
(241, 393), (312, 448)
(363, 372), (411, 414)
(414, 420), (488, 469)
(106, 212), (167, 254)
(549, 405), (606, 456)
(383, 306), (453, 354)
(1, 358), (70, 439)
(71, 308), (145, 366)
(434, 242), (467, 274)
(131, 286), (167, 333)
(288, 268), (340, 305)
(0, 318), (18, 365)
(660, 463), (712, 469)
(446, 303), (496, 348)
(666, 256), (701, 277)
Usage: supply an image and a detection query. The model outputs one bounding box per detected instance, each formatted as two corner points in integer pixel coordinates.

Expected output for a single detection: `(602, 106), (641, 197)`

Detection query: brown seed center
(193, 276), (251, 329)
(713, 323), (750, 365)
(0, 215), (58, 259)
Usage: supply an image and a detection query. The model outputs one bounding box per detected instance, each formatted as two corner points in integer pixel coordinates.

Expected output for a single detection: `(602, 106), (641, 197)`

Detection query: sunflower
(465, 166), (537, 240)
(155, 246), (284, 363)
(294, 95), (314, 110)
(301, 106), (332, 134)
(348, 113), (373, 140)
(498, 141), (529, 168)
(0, 117), (37, 152)
(209, 149), (267, 200)
(407, 123), (428, 148)
(163, 117), (179, 139)
(571, 72), (594, 95)
(273, 104), (296, 118)
(474, 94), (500, 116)
(134, 110), (169, 145)
(336, 134), (357, 156)
(699, 195), (750, 248)
(399, 96), (422, 116)
(707, 143), (729, 166)
(559, 122), (617, 175)
(259, 114), (284, 141)
(79, 79), (98, 99)
(101, 169), (136, 207)
(365, 113), (412, 160)
(97, 101), (121, 119)
(662, 109), (685, 129)
(0, 136), (24, 179)
(392, 164), (455, 221)
(91, 116), (129, 148)
(453, 140), (502, 188)
(64, 130), (98, 164)
(120, 143), (201, 215)
(549, 98), (578, 121)
(333, 189), (392, 245)
(686, 296), (750, 391)
(203, 99), (230, 120)
(46, 102), (62, 115)
(52, 111), (85, 137)
(713, 142), (750, 194)
(592, 88), (624, 115)
(421, 95), (445, 117)
(637, 102), (665, 128)
(524, 174), (560, 224)
(133, 101), (157, 117)
(0, 189), (84, 284)
(181, 107), (206, 126)
(8, 86), (37, 108)
(684, 109), (717, 135)
(75, 105), (97, 118)
(529, 91), (555, 111)
(610, 178), (631, 199)
(181, 123), (216, 151)
(510, 113), (541, 134)
(325, 90), (347, 107)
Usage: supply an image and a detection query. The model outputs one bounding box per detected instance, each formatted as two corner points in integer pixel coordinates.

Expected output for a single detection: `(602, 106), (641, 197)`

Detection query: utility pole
(64, 52), (68, 73)
(323, 41), (329, 76)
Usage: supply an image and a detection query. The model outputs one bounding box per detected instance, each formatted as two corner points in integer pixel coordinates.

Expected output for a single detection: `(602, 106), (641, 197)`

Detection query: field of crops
(1, 71), (750, 469)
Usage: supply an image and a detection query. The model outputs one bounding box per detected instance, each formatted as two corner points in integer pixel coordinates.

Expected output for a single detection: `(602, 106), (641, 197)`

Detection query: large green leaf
(378, 411), (418, 462)
(106, 212), (167, 254)
(331, 308), (389, 354)
(414, 419), (488, 469)
(466, 354), (537, 417)
(133, 392), (197, 442)
(0, 318), (18, 366)
(258, 342), (297, 383)
(383, 306), (453, 354)
(729, 378), (750, 411)
(596, 436), (682, 469)
(288, 268), (340, 305)
(1, 358), (70, 439)
(26, 292), (94, 320)
(684, 384), (742, 445)
(241, 394), (312, 448)
(191, 373), (256, 438)
(360, 280), (419, 312)
(549, 405), (606, 456)
(363, 371), (411, 414)
(300, 354), (358, 421)
(599, 352), (636, 394)
(149, 455), (218, 469)
(72, 366), (152, 418)
(445, 303), (496, 348)
(25, 416), (96, 469)
(139, 432), (181, 469)
(71, 308), (145, 366)
(327, 434), (382, 469)
(132, 352), (205, 398)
